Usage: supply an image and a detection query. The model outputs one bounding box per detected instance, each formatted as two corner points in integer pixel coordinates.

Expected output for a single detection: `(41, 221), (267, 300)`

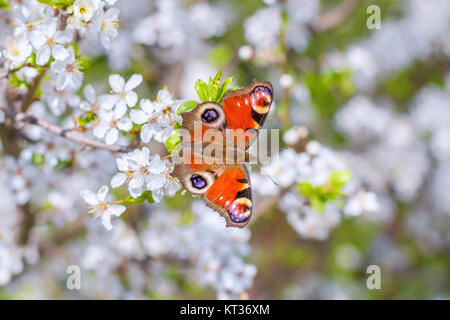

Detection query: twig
(2, 106), (133, 153)
(312, 0), (360, 33)
(21, 70), (47, 112)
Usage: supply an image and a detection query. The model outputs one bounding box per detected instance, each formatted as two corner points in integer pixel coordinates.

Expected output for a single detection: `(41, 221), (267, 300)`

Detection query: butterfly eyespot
(201, 109), (219, 123)
(191, 174), (207, 189)
(228, 198), (252, 223)
(251, 86), (273, 110)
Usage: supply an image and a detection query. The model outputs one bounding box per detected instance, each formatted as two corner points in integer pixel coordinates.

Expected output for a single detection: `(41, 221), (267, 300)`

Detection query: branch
(312, 0), (360, 33)
(21, 70), (47, 112)
(2, 106), (133, 153)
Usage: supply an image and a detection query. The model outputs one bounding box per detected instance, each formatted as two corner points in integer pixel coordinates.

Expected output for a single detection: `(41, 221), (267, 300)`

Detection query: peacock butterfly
(172, 80), (273, 227)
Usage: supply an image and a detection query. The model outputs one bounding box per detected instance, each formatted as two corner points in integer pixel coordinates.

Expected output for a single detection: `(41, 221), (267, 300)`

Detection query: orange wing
(205, 165), (252, 227)
(221, 80), (273, 144)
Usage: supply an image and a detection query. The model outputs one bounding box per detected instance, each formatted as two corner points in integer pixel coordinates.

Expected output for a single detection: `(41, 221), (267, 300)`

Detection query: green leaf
(37, 0), (74, 7)
(311, 197), (326, 213)
(32, 154), (45, 167)
(179, 210), (195, 226)
(298, 170), (351, 213)
(77, 111), (97, 127)
(301, 69), (355, 119)
(125, 190), (154, 204)
(213, 70), (222, 82)
(177, 100), (198, 115)
(78, 55), (91, 71)
(194, 79), (209, 102)
(298, 182), (316, 198)
(227, 86), (241, 91)
(165, 132), (180, 153)
(216, 76), (233, 102)
(193, 71), (233, 103)
(26, 52), (37, 66)
(208, 76), (220, 101)
(9, 72), (28, 89)
(0, 0), (10, 10)
(69, 42), (79, 56)
(329, 170), (351, 187)
(55, 159), (73, 171)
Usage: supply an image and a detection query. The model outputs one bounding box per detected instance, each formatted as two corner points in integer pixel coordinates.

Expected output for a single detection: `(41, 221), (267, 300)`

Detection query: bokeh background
(1, 0), (449, 299)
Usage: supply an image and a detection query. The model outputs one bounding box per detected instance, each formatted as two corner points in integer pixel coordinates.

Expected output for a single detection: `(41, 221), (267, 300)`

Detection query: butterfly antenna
(251, 159), (279, 186)
(265, 174), (279, 187)
(258, 167), (279, 187)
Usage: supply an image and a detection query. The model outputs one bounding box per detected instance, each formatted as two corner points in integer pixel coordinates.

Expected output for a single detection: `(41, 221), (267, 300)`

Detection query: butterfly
(171, 80), (273, 228)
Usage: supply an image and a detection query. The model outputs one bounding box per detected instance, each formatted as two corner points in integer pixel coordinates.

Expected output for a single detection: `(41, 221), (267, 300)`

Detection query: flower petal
(105, 128), (119, 145)
(129, 186), (143, 198)
(117, 117), (132, 131)
(125, 74), (143, 91)
(164, 178), (180, 196)
(97, 185), (109, 202)
(83, 84), (96, 104)
(55, 29), (73, 44)
(107, 205), (126, 217)
(99, 94), (120, 110)
(100, 33), (111, 50)
(93, 123), (109, 139)
(111, 173), (127, 188)
(79, 101), (91, 111)
(50, 59), (65, 73)
(101, 212), (113, 230)
(149, 156), (166, 174)
(127, 159), (141, 171)
(114, 100), (127, 118)
(129, 174), (145, 189)
(80, 189), (99, 206)
(125, 91), (138, 107)
(140, 124), (155, 143)
(44, 20), (57, 38)
(109, 74), (125, 93)
(56, 73), (69, 91)
(146, 174), (165, 191)
(140, 99), (155, 114)
(36, 46), (51, 66)
(52, 45), (69, 61)
(130, 109), (148, 124)
(116, 158), (129, 171)
(29, 31), (46, 48)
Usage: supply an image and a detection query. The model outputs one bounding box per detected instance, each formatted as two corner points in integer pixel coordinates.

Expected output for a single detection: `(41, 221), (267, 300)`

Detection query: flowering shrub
(0, 0), (449, 300)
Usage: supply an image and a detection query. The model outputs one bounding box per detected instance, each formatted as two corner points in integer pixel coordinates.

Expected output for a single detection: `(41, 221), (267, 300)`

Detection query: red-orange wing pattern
(221, 80), (273, 145)
(205, 165), (252, 227)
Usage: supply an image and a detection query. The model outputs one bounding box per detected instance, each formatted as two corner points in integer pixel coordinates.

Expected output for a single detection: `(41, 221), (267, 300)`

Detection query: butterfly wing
(172, 159), (252, 228)
(179, 101), (226, 144)
(221, 80), (273, 146)
(205, 164), (252, 228)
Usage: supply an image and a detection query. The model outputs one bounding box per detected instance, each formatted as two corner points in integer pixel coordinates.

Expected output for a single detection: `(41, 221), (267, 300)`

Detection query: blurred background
(1, 0), (450, 299)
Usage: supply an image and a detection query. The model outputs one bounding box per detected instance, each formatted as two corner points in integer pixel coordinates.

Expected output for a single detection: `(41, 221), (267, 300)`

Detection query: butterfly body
(172, 80), (273, 227)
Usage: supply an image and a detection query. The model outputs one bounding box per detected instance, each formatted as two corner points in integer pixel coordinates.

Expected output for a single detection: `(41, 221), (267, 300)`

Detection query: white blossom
(90, 5), (120, 49)
(50, 48), (83, 91)
(29, 19), (72, 65)
(81, 185), (125, 230)
(103, 74), (142, 116)
(110, 147), (168, 198)
(73, 0), (101, 22)
(3, 34), (33, 67)
(93, 109), (133, 145)
(344, 190), (380, 217)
